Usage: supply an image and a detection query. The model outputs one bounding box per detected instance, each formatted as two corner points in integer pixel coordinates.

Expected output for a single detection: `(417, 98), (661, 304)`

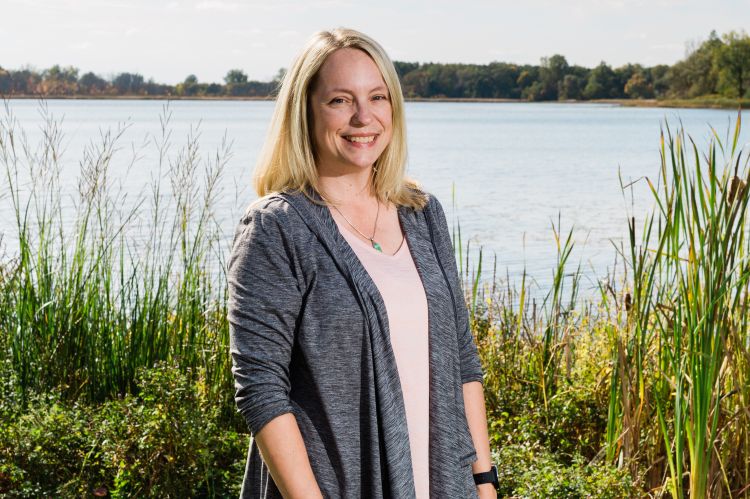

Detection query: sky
(2, 0), (748, 85)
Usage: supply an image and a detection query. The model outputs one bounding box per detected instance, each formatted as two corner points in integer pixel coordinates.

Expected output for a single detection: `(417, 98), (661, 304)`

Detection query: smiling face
(309, 47), (393, 175)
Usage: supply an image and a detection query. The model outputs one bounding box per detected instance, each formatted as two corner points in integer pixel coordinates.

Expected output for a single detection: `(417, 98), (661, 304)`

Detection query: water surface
(1, 99), (747, 297)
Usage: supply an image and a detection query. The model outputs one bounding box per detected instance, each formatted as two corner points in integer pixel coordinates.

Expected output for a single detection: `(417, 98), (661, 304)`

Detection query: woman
(228, 28), (497, 498)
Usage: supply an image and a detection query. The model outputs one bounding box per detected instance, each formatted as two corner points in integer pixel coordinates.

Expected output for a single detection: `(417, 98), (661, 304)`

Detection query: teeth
(346, 135), (375, 143)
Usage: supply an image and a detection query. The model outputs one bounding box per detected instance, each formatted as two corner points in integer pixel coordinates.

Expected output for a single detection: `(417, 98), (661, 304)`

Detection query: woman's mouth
(343, 134), (377, 144)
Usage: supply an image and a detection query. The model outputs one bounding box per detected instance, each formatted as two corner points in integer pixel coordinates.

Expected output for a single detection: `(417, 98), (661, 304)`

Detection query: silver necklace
(331, 199), (383, 252)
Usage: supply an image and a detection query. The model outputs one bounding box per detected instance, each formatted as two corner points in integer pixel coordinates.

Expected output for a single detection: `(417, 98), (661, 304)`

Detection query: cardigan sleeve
(227, 201), (303, 435)
(429, 195), (485, 385)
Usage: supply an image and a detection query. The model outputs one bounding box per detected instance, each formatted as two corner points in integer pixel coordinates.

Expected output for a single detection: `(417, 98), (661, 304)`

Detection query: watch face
(491, 465), (499, 488)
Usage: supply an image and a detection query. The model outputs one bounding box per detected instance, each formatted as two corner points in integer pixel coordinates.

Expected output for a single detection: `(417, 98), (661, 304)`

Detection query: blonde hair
(252, 27), (427, 210)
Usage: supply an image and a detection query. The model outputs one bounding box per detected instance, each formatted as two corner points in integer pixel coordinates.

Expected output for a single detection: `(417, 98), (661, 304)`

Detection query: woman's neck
(317, 165), (378, 207)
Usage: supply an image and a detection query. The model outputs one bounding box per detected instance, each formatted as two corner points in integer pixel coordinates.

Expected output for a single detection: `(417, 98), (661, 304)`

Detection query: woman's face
(309, 48), (393, 174)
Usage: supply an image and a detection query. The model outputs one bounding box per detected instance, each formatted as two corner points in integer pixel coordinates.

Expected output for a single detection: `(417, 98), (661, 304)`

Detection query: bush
(0, 363), (248, 498)
(495, 444), (633, 499)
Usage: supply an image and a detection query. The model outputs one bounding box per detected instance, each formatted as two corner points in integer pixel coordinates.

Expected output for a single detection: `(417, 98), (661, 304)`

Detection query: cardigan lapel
(277, 188), (416, 497)
(399, 201), (470, 498)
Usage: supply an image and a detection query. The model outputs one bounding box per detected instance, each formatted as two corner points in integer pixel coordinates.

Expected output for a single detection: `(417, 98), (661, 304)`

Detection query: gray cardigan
(227, 186), (484, 498)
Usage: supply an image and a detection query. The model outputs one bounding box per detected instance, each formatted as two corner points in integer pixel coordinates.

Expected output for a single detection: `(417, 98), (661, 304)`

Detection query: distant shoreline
(3, 94), (748, 110)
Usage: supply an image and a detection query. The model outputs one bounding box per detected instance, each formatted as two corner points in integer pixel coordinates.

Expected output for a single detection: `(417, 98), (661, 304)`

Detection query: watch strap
(472, 464), (499, 489)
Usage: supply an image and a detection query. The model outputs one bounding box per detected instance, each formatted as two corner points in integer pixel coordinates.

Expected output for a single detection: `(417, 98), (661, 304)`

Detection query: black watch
(472, 464), (499, 490)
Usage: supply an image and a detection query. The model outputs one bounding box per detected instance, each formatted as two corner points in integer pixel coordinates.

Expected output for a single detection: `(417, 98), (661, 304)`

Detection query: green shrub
(495, 444), (633, 499)
(543, 383), (608, 461)
(0, 362), (248, 498)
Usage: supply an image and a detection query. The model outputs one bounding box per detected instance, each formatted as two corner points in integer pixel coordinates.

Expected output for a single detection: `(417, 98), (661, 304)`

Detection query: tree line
(1, 30), (748, 101)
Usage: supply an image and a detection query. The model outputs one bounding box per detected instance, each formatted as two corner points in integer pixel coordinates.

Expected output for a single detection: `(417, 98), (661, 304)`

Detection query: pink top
(334, 218), (430, 498)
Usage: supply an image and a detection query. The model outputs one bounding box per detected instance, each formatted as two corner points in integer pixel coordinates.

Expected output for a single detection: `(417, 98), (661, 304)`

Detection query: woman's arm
(426, 195), (494, 496)
(463, 381), (496, 499)
(254, 413), (323, 499)
(228, 202), (322, 496)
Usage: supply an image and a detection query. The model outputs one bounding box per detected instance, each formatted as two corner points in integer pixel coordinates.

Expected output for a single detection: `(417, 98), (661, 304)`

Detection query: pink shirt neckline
(331, 211), (407, 258)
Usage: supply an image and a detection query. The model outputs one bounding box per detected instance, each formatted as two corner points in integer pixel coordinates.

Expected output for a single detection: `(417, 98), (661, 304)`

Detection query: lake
(1, 98), (747, 298)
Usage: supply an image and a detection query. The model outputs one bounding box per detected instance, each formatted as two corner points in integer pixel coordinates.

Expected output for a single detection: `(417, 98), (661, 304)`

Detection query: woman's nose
(351, 99), (373, 126)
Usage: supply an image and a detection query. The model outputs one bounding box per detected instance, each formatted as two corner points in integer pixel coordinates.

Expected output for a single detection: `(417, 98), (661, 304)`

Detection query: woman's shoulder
(231, 193), (309, 263)
(231, 194), (306, 252)
(238, 191), (302, 226)
(412, 190), (452, 237)
(403, 186), (443, 216)
(397, 183), (436, 213)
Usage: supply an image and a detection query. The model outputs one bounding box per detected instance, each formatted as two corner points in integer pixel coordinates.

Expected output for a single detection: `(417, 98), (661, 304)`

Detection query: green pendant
(372, 241), (383, 252)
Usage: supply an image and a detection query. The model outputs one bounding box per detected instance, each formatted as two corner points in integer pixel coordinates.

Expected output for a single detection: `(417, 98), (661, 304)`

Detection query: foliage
(2, 103), (749, 497)
(0, 100), (237, 424)
(455, 114), (750, 498)
(1, 30), (749, 101)
(495, 445), (633, 499)
(667, 31), (722, 99)
(79, 71), (109, 94)
(0, 362), (248, 498)
(224, 69), (248, 85)
(716, 30), (750, 98)
(624, 70), (654, 99)
(603, 113), (750, 499)
(112, 72), (145, 94)
(668, 29), (750, 100)
(582, 62), (618, 99)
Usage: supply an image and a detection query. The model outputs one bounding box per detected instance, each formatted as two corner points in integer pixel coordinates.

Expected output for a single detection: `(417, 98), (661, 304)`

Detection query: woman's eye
(330, 97), (346, 104)
(373, 95), (388, 101)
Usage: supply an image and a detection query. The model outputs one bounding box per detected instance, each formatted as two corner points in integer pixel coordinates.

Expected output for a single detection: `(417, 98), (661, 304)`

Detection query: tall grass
(458, 113), (750, 498)
(452, 198), (583, 428)
(0, 99), (236, 421)
(603, 112), (750, 498)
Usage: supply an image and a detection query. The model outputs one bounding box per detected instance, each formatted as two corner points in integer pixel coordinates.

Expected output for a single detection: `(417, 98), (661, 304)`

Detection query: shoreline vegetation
(2, 29), (749, 109)
(1, 100), (750, 497)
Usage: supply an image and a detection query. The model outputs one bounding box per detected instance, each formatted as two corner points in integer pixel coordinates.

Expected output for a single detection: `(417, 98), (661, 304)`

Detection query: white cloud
(68, 41), (91, 50)
(650, 43), (683, 53)
(308, 0), (350, 7)
(194, 1), (240, 11)
(651, 43), (682, 49)
(226, 28), (262, 37)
